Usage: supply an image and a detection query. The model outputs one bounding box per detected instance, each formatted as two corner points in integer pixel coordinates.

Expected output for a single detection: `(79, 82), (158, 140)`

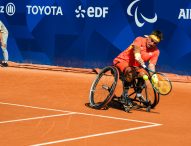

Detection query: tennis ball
(143, 75), (148, 80)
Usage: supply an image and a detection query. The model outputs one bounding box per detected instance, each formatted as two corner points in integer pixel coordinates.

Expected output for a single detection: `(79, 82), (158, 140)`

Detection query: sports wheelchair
(89, 66), (161, 112)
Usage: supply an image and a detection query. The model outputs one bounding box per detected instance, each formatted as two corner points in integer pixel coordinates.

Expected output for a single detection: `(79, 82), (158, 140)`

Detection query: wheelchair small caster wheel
(146, 106), (151, 112)
(102, 105), (109, 110)
(124, 105), (131, 113)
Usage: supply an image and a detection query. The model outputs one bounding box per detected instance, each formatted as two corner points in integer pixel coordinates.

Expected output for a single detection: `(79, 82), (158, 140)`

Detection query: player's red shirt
(113, 37), (160, 67)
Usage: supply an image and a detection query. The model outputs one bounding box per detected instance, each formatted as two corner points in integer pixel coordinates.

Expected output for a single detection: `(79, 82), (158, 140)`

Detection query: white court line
(76, 112), (160, 125)
(0, 102), (160, 125)
(0, 102), (72, 113)
(0, 101), (162, 145)
(31, 124), (161, 146)
(0, 113), (75, 124)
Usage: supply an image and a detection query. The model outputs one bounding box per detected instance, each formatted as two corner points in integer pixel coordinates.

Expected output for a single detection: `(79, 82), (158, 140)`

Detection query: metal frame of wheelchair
(89, 66), (160, 113)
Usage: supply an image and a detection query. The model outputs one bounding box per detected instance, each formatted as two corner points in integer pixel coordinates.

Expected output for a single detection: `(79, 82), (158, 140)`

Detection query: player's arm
(148, 63), (156, 72)
(149, 49), (159, 72)
(0, 32), (2, 44)
(0, 21), (3, 44)
(133, 45), (145, 66)
(149, 50), (160, 83)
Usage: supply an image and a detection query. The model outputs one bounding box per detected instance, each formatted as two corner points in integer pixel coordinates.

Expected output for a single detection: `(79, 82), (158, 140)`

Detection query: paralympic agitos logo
(127, 0), (157, 27)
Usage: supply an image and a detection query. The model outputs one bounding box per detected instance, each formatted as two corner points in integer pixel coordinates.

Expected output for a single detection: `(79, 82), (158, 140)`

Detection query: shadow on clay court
(85, 100), (160, 114)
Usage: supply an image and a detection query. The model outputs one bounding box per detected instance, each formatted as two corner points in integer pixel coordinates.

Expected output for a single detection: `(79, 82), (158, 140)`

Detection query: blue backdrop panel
(0, 0), (191, 75)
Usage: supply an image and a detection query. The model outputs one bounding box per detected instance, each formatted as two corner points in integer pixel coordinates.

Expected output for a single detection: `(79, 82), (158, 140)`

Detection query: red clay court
(0, 63), (191, 146)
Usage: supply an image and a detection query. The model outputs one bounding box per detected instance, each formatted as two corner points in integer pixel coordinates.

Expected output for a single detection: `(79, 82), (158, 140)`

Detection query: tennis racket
(143, 65), (172, 95)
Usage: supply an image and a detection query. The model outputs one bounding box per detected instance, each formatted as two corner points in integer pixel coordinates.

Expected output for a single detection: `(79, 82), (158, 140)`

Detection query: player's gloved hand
(142, 64), (146, 69)
(151, 74), (158, 84)
(135, 53), (145, 68)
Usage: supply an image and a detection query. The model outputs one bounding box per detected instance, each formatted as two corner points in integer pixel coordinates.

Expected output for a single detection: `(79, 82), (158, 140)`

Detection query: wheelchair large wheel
(89, 66), (119, 109)
(142, 80), (160, 108)
(128, 79), (159, 109)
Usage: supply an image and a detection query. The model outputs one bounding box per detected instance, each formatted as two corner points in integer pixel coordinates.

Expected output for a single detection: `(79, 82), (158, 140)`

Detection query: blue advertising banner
(0, 0), (191, 75)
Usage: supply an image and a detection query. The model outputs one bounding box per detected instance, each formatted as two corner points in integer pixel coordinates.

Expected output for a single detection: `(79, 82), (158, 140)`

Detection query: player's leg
(136, 68), (147, 98)
(1, 32), (8, 67)
(114, 60), (136, 111)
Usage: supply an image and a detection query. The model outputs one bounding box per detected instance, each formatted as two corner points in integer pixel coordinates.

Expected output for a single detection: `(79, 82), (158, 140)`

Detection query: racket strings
(152, 73), (172, 95)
